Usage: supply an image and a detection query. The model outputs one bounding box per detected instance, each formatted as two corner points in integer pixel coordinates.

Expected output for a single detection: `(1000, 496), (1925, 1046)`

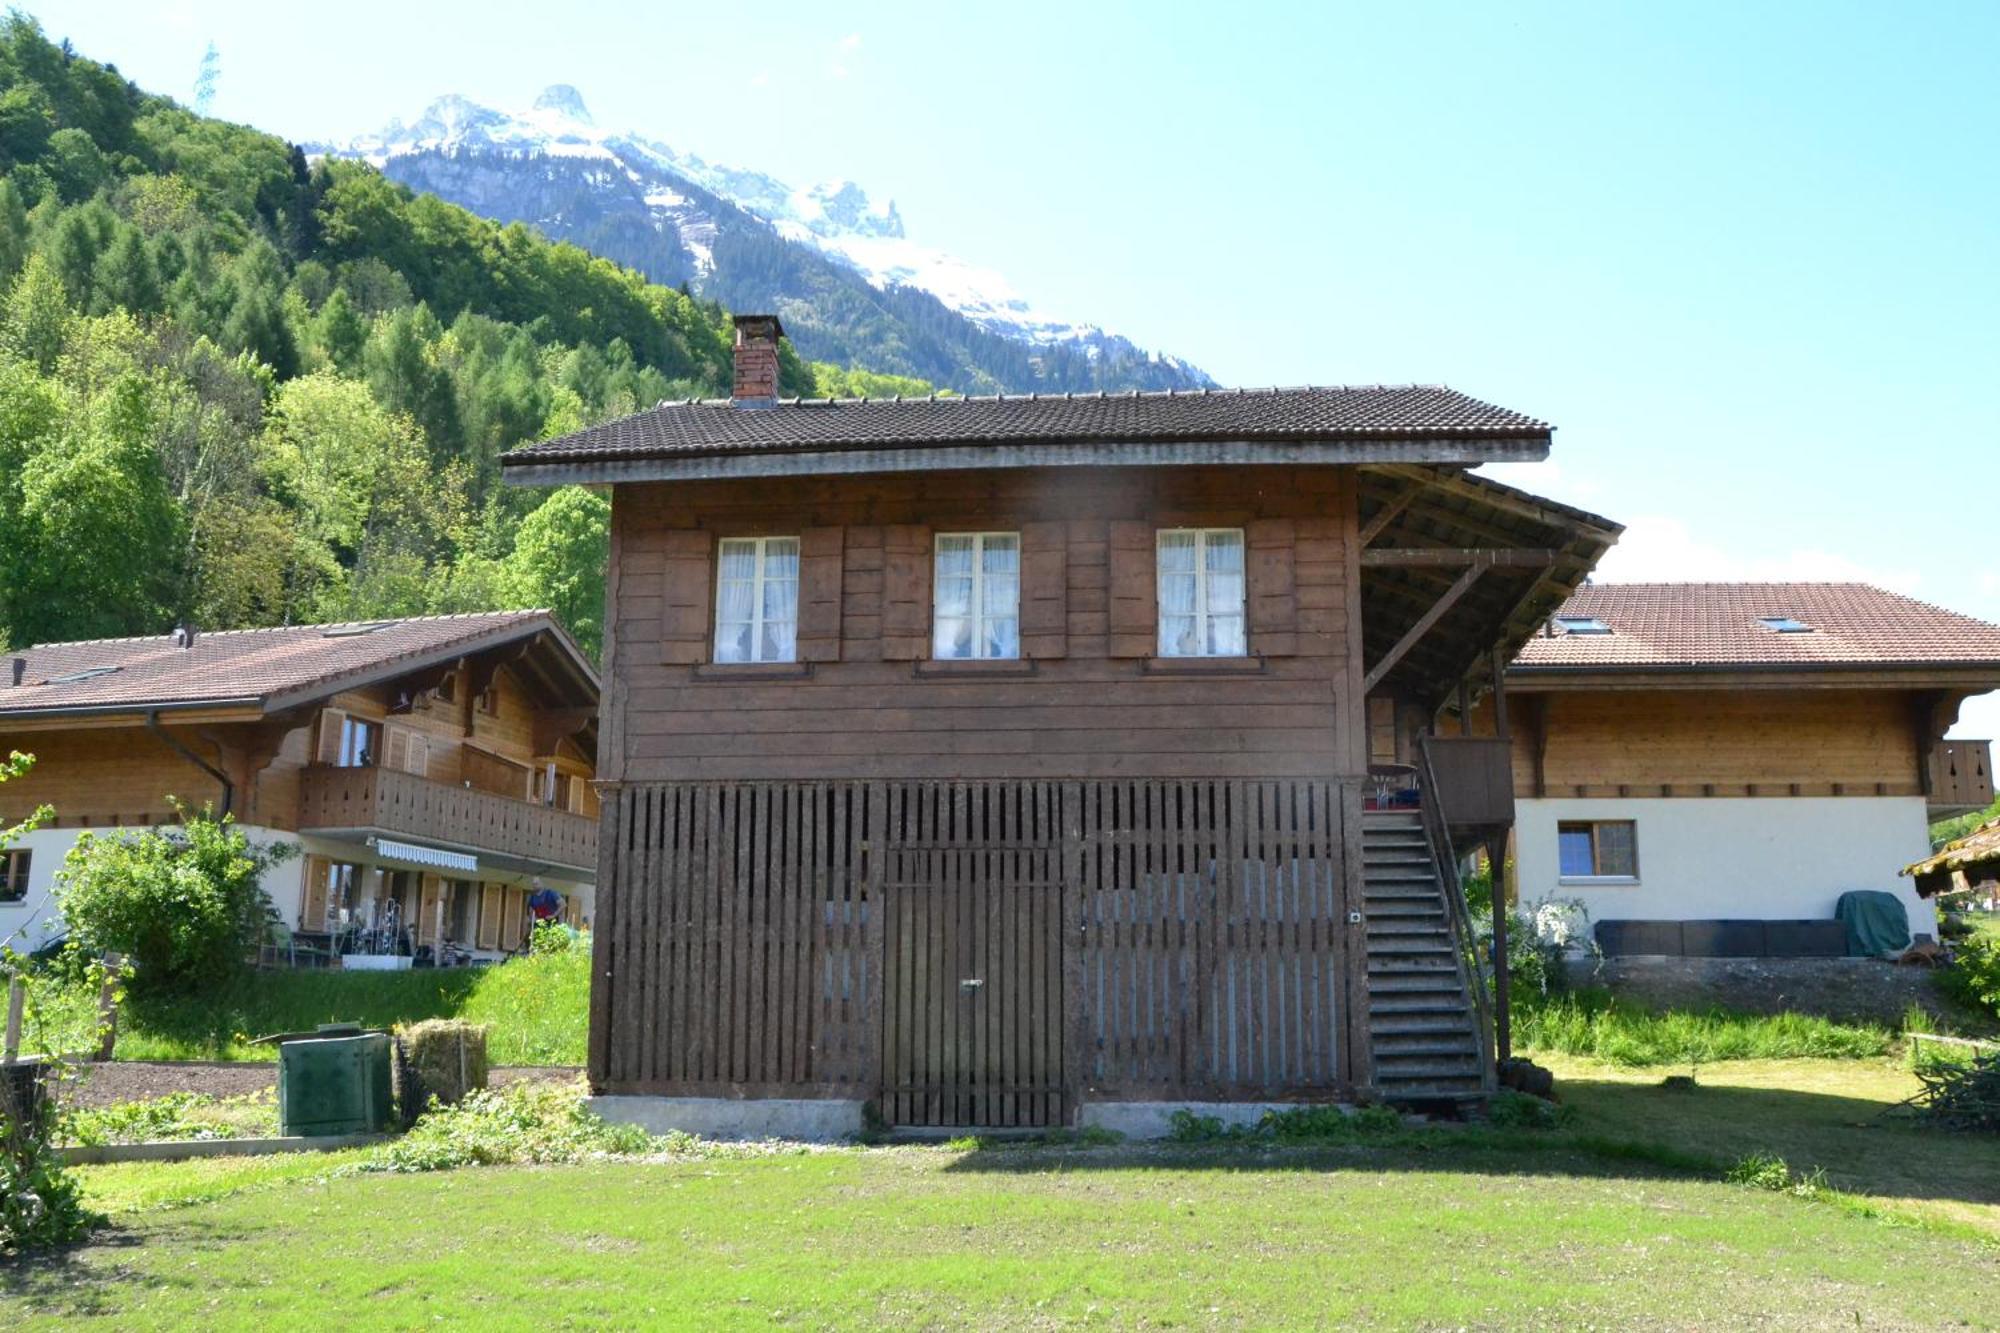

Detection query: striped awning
(368, 838), (479, 874)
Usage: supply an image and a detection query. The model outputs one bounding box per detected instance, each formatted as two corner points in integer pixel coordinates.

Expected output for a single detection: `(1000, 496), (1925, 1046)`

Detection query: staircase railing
(1417, 734), (1498, 1091)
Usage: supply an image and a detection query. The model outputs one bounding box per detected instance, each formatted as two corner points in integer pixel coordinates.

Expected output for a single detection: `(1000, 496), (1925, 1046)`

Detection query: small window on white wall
(1558, 820), (1638, 880)
(1157, 528), (1246, 657)
(933, 533), (1020, 660)
(714, 536), (799, 664)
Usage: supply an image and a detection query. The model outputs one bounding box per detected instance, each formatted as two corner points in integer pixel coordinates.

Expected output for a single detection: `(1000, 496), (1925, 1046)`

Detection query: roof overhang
(0, 617), (601, 729)
(1355, 465), (1623, 711)
(1506, 664), (2000, 692)
(504, 435), (1550, 488)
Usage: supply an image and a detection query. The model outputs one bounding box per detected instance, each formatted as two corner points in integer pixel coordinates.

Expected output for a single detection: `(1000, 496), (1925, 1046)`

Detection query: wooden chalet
(503, 315), (1619, 1128)
(0, 612), (600, 962)
(1472, 582), (2000, 957)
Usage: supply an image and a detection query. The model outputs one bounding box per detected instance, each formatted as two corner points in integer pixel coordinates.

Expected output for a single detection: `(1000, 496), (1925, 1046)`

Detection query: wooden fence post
(3, 974), (23, 1065)
(95, 952), (124, 1062)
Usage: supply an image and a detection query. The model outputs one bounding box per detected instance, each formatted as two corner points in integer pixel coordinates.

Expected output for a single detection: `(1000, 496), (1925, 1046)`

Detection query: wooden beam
(1361, 548), (1557, 568)
(1490, 644), (1510, 739)
(1364, 562), (1486, 693)
(1357, 486), (1421, 547)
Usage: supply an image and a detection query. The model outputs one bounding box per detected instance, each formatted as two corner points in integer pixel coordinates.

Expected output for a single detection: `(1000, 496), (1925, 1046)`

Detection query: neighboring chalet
(1470, 583), (2000, 955)
(0, 612), (600, 961)
(501, 314), (1619, 1131)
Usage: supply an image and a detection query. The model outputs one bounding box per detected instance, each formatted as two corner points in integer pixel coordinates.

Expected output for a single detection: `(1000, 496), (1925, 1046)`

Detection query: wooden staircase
(1361, 809), (1492, 1101)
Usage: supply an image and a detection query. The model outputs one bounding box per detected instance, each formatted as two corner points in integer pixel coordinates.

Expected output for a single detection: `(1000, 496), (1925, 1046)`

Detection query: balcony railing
(1929, 739), (1993, 816)
(298, 764), (597, 874)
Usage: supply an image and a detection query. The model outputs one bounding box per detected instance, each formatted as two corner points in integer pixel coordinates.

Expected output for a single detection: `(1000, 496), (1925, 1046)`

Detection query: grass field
(21, 948), (589, 1065)
(4, 1056), (1994, 1328)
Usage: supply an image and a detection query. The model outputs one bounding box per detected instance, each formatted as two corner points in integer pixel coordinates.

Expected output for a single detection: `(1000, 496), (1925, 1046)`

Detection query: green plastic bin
(277, 1030), (393, 1137)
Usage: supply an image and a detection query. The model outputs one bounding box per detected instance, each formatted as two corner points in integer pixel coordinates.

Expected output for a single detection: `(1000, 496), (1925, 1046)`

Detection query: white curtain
(933, 535), (976, 658)
(1204, 530), (1245, 656)
(759, 538), (799, 662)
(980, 535), (1020, 659)
(1158, 530), (1199, 656)
(715, 537), (798, 663)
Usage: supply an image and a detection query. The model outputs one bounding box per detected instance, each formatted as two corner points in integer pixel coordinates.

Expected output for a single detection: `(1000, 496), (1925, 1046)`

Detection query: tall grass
(20, 949), (589, 1065)
(1516, 989), (1893, 1065)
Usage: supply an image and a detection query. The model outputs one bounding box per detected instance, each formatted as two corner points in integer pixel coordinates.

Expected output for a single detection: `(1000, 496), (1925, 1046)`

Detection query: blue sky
(30, 1), (2000, 734)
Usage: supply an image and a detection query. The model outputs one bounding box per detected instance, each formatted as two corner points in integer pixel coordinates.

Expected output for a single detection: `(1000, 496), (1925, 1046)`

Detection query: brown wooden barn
(504, 316), (1619, 1133)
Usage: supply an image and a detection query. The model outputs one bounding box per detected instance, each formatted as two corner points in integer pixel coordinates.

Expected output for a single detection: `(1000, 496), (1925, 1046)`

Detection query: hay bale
(395, 1019), (489, 1113)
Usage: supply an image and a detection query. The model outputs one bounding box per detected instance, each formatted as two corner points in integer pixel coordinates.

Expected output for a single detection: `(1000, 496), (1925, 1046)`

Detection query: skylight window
(1758, 616), (1813, 633)
(48, 665), (121, 684)
(322, 621), (400, 638)
(1554, 616), (1612, 635)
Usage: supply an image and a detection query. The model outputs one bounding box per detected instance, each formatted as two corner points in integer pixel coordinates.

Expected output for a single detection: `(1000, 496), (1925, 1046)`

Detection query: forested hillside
(0, 17), (930, 660)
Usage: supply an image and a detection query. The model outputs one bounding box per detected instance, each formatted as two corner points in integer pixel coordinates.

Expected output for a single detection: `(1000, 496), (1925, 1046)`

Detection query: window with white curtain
(933, 532), (1021, 659)
(714, 536), (799, 663)
(1157, 528), (1246, 657)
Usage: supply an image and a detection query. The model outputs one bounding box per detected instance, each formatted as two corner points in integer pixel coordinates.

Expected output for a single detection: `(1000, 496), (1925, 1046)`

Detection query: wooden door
(878, 785), (1067, 1128)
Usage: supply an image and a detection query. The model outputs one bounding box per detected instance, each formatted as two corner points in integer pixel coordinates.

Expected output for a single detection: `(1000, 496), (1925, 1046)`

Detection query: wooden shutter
(315, 710), (347, 765)
(1020, 521), (1068, 659)
(1246, 518), (1299, 656)
(408, 732), (430, 778)
(299, 856), (329, 930)
(659, 529), (714, 665)
(478, 885), (502, 951)
(502, 889), (526, 952)
(1107, 521), (1157, 658)
(881, 524), (933, 660)
(418, 875), (443, 948)
(797, 526), (845, 662)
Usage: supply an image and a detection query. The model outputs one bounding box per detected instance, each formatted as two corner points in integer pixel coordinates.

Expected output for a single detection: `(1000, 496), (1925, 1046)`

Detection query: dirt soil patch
(57, 1061), (581, 1110)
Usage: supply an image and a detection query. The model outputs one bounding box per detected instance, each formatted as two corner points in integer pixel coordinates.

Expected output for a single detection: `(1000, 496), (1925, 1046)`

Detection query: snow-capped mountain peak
(531, 84), (593, 126)
(314, 88), (1210, 390)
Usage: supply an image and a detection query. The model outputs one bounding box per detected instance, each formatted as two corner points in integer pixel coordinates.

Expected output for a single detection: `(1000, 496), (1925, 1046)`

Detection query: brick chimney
(731, 314), (784, 408)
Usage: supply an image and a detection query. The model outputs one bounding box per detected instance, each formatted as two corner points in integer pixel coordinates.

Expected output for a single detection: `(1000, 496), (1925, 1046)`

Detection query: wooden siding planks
(592, 777), (1358, 1116)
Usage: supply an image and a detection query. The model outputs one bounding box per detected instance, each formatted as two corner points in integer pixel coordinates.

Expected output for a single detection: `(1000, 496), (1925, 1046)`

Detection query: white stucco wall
(1514, 796), (1937, 936)
(1, 824), (304, 953)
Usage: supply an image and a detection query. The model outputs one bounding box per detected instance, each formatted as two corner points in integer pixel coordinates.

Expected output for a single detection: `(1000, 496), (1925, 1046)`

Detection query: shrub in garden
(363, 1077), (661, 1173)
(55, 800), (291, 996)
(1939, 935), (2000, 1024)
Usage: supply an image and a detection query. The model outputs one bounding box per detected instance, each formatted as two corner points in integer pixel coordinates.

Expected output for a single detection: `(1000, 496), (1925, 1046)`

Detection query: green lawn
(22, 948), (588, 1065)
(6, 1056), (1997, 1329)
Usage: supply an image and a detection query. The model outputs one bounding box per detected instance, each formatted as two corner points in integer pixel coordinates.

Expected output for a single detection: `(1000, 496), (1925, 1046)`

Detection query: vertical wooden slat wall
(592, 776), (1360, 1117)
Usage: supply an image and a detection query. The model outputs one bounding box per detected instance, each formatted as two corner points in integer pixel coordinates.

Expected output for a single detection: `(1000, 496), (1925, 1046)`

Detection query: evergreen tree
(310, 285), (365, 372)
(92, 225), (161, 315)
(0, 177), (27, 279)
(3, 251), (72, 372)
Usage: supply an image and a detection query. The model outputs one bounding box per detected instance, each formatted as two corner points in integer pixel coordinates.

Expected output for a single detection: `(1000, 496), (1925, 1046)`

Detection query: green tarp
(1834, 890), (1911, 958)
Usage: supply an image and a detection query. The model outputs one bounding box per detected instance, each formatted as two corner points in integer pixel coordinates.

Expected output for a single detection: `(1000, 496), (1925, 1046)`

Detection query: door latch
(959, 978), (984, 990)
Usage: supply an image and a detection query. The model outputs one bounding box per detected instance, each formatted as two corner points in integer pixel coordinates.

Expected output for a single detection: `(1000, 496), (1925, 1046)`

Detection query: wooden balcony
(298, 764), (597, 876)
(1422, 736), (1517, 834)
(1928, 739), (1993, 816)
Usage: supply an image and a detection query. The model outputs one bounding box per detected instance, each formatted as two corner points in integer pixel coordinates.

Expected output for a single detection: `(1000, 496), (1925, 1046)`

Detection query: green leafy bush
(1726, 1152), (1830, 1199)
(529, 920), (579, 955)
(361, 1077), (659, 1173)
(55, 802), (292, 996)
(1486, 1090), (1575, 1130)
(60, 1090), (276, 1147)
(1167, 1103), (1403, 1144)
(1938, 935), (2000, 1024)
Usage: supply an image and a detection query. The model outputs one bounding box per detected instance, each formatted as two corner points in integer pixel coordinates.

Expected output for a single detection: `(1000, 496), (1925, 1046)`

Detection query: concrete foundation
(1079, 1101), (1346, 1140)
(587, 1095), (865, 1142)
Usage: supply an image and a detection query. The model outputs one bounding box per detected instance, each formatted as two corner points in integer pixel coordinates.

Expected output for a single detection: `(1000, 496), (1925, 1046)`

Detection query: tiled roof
(1513, 583), (2000, 672)
(502, 385), (1550, 465)
(0, 612), (585, 717)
